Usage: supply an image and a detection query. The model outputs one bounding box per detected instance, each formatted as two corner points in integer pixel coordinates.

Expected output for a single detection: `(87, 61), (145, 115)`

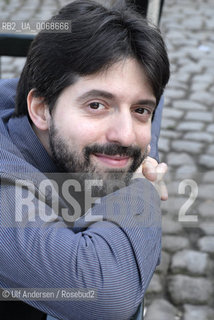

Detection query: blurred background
(0, 0), (213, 319)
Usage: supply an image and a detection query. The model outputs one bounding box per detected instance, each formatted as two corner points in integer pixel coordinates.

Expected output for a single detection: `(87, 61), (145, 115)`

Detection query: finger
(156, 162), (168, 181)
(158, 180), (168, 201)
(153, 180), (168, 201)
(155, 163), (168, 200)
(142, 156), (159, 181)
(142, 161), (157, 181)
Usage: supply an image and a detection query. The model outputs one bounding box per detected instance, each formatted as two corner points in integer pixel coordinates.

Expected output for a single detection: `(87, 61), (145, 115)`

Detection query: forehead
(57, 58), (156, 106)
(83, 58), (153, 93)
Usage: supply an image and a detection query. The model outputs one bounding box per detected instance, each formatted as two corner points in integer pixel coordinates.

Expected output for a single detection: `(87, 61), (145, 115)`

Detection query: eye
(133, 106), (153, 122)
(135, 107), (151, 115)
(88, 102), (105, 110)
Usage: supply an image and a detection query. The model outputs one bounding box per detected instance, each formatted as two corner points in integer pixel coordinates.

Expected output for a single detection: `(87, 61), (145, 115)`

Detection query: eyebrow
(76, 89), (156, 109)
(76, 90), (114, 102)
(134, 99), (156, 109)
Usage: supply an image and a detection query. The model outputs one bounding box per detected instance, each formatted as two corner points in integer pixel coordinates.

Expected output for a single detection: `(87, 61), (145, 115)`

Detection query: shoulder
(0, 78), (19, 111)
(0, 126), (42, 184)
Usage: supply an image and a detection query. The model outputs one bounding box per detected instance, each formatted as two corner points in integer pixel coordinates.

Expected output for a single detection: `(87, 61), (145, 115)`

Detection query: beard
(49, 120), (148, 195)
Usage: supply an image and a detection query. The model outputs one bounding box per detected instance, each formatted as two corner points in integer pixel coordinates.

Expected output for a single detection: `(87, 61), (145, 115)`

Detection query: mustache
(84, 143), (143, 160)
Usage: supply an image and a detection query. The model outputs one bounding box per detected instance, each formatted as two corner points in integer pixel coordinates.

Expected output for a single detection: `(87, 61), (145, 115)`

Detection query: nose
(106, 111), (136, 146)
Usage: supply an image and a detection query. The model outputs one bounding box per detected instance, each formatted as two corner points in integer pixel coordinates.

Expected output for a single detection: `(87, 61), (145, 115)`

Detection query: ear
(27, 89), (50, 131)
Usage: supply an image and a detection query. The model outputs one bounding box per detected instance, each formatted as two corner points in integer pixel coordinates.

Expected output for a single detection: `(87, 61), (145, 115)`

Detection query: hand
(133, 145), (168, 200)
(141, 156), (168, 201)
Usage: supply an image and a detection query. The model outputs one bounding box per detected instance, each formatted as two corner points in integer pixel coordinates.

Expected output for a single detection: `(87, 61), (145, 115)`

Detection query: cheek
(60, 117), (105, 148)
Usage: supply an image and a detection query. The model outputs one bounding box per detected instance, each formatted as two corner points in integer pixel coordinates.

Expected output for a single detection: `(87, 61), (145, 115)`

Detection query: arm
(0, 174), (161, 320)
(150, 95), (164, 162)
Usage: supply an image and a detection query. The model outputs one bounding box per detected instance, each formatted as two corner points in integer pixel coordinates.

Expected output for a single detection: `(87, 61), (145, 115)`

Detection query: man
(0, 0), (170, 319)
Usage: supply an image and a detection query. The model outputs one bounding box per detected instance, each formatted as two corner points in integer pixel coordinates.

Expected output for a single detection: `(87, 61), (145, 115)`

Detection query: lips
(93, 153), (130, 168)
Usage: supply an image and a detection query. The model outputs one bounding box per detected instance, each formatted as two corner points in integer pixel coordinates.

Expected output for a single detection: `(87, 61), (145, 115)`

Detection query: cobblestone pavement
(0, 0), (214, 319)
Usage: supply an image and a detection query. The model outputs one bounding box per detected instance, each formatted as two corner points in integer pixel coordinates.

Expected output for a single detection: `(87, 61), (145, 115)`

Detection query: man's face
(48, 58), (156, 183)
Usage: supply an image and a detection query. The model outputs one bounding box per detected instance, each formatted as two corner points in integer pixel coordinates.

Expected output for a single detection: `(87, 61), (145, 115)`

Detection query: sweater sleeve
(0, 173), (161, 320)
(150, 95), (164, 162)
